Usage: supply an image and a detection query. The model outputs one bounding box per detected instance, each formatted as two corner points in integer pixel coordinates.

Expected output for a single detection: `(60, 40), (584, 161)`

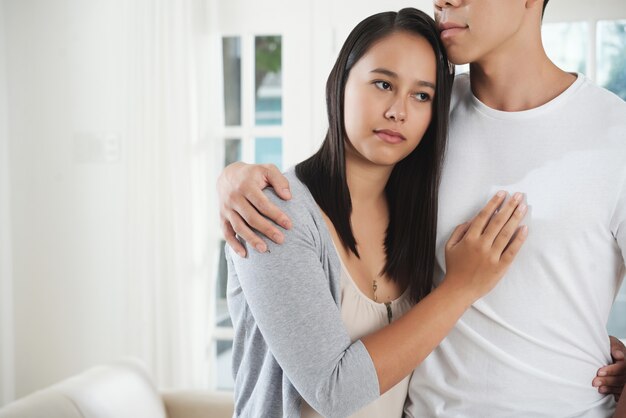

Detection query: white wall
(0, 0), (16, 407)
(4, 0), (128, 400)
(545, 0), (626, 22)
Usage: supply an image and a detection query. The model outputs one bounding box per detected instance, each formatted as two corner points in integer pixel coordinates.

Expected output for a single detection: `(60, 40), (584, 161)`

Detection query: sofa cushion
(0, 359), (167, 418)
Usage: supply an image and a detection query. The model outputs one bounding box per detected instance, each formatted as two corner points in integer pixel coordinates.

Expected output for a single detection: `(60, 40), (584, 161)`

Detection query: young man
(217, 0), (626, 416)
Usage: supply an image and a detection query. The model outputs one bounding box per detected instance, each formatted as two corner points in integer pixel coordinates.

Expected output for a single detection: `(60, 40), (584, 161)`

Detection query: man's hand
(217, 162), (292, 257)
(594, 336), (626, 402)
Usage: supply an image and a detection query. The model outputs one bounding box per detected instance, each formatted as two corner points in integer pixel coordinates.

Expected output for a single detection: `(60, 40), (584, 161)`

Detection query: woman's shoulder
(262, 168), (319, 221)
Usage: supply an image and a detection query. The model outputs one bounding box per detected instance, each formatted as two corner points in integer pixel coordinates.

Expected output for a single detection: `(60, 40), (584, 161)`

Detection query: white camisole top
(301, 247), (413, 418)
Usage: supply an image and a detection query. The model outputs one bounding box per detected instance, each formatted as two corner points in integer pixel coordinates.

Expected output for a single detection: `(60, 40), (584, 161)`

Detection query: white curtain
(124, 0), (211, 389)
(0, 0), (16, 406)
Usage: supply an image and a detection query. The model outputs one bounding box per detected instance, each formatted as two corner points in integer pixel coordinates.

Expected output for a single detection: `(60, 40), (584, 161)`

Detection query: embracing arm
(229, 187), (527, 415)
(218, 162), (292, 257)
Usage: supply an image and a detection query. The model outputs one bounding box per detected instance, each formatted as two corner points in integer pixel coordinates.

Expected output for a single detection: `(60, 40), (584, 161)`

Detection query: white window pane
(213, 339), (234, 391)
(255, 36), (282, 126)
(216, 240), (232, 328)
(608, 283), (626, 338)
(542, 22), (589, 75)
(223, 37), (242, 126)
(255, 137), (282, 170)
(224, 138), (241, 167)
(597, 20), (626, 101)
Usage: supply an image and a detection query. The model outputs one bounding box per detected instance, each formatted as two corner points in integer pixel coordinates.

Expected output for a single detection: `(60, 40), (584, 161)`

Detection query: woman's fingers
(491, 202), (528, 255)
(499, 225), (528, 265)
(482, 192), (524, 244)
(466, 191), (506, 239)
(446, 222), (471, 250)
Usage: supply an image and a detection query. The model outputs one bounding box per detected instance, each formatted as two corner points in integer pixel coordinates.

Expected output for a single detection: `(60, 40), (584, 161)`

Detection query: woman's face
(343, 31), (437, 168)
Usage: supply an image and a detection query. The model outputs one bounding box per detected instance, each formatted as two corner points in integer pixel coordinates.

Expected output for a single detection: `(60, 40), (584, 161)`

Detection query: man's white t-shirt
(406, 73), (626, 417)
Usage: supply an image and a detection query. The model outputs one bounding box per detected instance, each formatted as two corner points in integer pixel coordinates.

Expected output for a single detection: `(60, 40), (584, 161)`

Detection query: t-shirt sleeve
(226, 188), (380, 417)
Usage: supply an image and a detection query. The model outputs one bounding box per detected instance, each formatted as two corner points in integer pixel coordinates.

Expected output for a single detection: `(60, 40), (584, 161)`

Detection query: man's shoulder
(578, 75), (626, 117)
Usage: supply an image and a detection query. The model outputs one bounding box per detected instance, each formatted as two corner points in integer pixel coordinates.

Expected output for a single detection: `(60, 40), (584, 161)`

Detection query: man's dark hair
(542, 0), (550, 17)
(296, 8), (454, 304)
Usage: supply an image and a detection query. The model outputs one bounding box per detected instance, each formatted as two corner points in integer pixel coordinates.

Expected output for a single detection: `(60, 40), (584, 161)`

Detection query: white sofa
(0, 359), (234, 418)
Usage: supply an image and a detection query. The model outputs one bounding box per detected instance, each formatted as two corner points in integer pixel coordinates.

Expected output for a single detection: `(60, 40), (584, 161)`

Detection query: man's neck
(469, 45), (576, 112)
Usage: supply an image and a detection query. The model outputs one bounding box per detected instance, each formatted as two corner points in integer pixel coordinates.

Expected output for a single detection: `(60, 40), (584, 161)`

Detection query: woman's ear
(525, 0), (543, 12)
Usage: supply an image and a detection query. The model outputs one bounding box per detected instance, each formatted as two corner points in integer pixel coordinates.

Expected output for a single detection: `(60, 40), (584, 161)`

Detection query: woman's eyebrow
(370, 68), (435, 90)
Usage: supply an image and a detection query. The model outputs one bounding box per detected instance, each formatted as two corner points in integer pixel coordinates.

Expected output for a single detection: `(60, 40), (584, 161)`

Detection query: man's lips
(438, 22), (468, 40)
(374, 129), (406, 144)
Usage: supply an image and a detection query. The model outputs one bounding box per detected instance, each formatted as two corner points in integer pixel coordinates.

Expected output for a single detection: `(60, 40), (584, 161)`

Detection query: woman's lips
(374, 129), (406, 144)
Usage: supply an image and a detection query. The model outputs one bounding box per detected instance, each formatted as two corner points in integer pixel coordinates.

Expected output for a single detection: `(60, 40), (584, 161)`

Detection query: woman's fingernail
(518, 203), (527, 214)
(598, 370), (607, 377)
(497, 190), (506, 197)
(273, 233), (283, 243)
(255, 243), (267, 253)
(513, 192), (523, 202)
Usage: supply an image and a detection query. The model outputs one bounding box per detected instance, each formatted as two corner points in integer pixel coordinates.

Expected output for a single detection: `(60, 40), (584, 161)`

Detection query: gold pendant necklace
(373, 279), (393, 324)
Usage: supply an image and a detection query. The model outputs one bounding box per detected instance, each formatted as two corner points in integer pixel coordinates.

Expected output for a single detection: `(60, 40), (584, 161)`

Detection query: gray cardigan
(226, 169), (380, 417)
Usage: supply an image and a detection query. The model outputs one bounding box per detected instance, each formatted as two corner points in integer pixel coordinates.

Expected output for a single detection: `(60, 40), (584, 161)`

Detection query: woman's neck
(344, 151), (392, 208)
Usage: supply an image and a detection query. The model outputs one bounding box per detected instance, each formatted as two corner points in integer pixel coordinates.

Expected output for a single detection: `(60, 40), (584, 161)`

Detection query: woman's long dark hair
(296, 8), (454, 302)
(296, 8), (453, 304)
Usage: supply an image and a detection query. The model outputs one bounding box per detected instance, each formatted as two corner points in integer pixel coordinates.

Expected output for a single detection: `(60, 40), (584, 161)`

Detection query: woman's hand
(217, 162), (293, 257)
(444, 191), (528, 303)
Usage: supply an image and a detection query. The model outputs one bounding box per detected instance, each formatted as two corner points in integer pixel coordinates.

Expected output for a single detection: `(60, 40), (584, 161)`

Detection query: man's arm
(594, 336), (626, 400)
(615, 383), (626, 417)
(217, 162), (292, 257)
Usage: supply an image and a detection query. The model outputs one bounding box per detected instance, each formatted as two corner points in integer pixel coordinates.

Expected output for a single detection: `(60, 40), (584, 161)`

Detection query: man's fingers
(246, 187), (292, 231)
(229, 211), (268, 253)
(597, 361), (626, 377)
(594, 375), (626, 388)
(262, 164), (292, 202)
(232, 195), (285, 244)
(597, 384), (625, 395)
(222, 219), (247, 258)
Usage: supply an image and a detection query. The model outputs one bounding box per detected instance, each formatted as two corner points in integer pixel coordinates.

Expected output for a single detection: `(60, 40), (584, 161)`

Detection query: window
(543, 20), (626, 338)
(597, 20), (626, 101)
(212, 34), (284, 390)
(542, 22), (589, 75)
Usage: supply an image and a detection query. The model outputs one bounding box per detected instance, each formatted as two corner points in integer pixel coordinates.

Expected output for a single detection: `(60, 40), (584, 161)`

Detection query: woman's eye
(414, 92), (431, 102)
(374, 81), (391, 90)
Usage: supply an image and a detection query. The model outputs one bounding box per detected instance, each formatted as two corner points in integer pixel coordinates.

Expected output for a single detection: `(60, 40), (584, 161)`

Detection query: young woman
(226, 8), (528, 417)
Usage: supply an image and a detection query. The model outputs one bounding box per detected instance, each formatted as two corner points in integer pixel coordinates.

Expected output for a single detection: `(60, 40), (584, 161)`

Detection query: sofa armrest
(161, 390), (233, 418)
